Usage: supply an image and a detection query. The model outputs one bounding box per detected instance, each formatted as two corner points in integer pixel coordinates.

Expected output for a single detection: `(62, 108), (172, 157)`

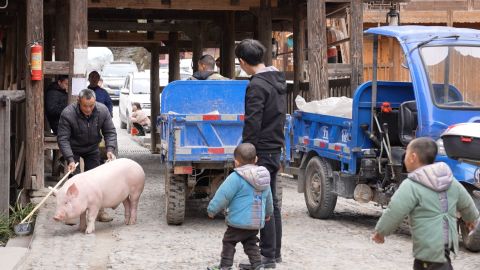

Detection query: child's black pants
(220, 226), (261, 268)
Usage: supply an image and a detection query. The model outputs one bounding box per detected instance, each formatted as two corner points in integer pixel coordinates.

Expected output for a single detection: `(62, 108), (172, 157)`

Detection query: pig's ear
(66, 183), (79, 198)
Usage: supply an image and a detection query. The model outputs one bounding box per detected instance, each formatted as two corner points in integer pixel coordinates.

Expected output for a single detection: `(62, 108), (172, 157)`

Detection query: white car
(119, 72), (152, 132)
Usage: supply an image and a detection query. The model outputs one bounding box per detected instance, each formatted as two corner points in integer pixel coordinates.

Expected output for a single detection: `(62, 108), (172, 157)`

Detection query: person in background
(88, 71), (113, 117)
(372, 137), (479, 270)
(130, 102), (150, 136)
(45, 75), (69, 135)
(188, 54), (229, 80)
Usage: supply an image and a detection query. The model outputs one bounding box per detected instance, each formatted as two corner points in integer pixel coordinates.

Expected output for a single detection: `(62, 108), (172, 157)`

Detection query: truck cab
(289, 26), (480, 251)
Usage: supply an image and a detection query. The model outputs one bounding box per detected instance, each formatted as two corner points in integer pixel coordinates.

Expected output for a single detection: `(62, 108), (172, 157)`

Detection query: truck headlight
(436, 139), (446, 156)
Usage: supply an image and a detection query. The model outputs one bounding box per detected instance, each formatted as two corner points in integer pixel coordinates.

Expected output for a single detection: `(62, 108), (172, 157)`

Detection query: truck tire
(165, 168), (186, 225)
(460, 195), (480, 252)
(304, 157), (337, 219)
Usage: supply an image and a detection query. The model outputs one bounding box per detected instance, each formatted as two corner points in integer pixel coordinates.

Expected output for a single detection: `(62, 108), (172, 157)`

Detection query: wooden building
(0, 0), (409, 215)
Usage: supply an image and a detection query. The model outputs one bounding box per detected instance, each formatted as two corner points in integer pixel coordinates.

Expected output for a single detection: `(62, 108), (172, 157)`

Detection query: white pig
(53, 158), (145, 234)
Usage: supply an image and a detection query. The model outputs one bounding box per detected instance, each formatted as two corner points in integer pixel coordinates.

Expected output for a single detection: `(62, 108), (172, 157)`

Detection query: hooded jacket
(45, 82), (68, 134)
(375, 162), (479, 263)
(242, 67), (287, 153)
(188, 71), (229, 80)
(207, 164), (274, 230)
(57, 102), (117, 163)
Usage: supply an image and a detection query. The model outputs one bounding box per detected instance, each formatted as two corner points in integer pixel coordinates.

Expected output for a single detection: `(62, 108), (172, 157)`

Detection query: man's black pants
(413, 246), (453, 270)
(257, 152), (282, 260)
(72, 149), (101, 174)
(220, 226), (261, 268)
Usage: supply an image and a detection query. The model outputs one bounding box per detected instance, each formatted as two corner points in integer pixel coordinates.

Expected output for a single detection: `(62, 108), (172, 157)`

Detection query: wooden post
(350, 0), (363, 94)
(168, 32), (180, 82)
(25, 0), (45, 190)
(293, 3), (305, 106)
(222, 11), (235, 78)
(16, 1), (26, 89)
(0, 96), (11, 216)
(55, 0), (69, 62)
(258, 0), (272, 65)
(68, 0), (88, 103)
(150, 45), (160, 154)
(307, 0), (328, 100)
(192, 23), (204, 73)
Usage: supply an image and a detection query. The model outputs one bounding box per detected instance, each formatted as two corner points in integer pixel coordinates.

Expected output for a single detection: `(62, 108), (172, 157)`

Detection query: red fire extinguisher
(30, 43), (43, 81)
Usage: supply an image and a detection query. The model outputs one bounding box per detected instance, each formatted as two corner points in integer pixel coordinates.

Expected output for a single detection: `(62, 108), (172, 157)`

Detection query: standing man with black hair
(45, 75), (69, 135)
(188, 54), (229, 80)
(236, 39), (287, 268)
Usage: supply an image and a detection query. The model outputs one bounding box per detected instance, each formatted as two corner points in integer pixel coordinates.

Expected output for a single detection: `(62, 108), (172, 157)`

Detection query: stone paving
(17, 107), (480, 270)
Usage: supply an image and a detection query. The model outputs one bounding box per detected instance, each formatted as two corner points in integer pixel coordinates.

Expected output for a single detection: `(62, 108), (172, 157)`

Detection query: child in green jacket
(372, 137), (479, 270)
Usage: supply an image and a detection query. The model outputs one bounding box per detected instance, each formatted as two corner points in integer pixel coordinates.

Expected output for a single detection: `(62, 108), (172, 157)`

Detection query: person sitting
(45, 75), (69, 135)
(188, 54), (229, 80)
(130, 102), (151, 136)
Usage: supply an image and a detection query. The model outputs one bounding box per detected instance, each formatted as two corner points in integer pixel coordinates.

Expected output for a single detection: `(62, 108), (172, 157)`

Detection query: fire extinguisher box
(441, 123), (480, 160)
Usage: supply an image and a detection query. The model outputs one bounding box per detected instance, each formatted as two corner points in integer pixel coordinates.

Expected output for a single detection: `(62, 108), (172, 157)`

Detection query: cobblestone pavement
(19, 107), (479, 270)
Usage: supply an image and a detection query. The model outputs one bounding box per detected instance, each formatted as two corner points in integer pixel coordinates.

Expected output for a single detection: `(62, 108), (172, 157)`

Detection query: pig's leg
(128, 193), (141, 225)
(122, 198), (131, 225)
(79, 212), (87, 232)
(85, 208), (99, 234)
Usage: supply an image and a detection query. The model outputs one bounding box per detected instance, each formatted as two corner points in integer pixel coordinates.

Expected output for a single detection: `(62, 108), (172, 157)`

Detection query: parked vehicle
(158, 80), (290, 225)
(119, 72), (151, 132)
(102, 61), (139, 102)
(287, 26), (480, 251)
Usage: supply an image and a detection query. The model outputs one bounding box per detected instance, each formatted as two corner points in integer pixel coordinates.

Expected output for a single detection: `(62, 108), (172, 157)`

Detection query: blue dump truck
(158, 80), (291, 225)
(287, 26), (480, 251)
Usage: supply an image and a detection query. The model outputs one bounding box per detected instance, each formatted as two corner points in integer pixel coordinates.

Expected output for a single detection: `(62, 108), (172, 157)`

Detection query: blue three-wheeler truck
(287, 26), (480, 251)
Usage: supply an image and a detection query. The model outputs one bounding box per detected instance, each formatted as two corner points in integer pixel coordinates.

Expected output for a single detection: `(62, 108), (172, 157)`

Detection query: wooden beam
(88, 32), (171, 43)
(25, 0), (45, 190)
(44, 61), (70, 75)
(350, 0), (363, 93)
(88, 9), (223, 21)
(293, 2), (305, 106)
(55, 0), (69, 61)
(87, 0), (276, 11)
(222, 12), (235, 79)
(150, 45), (160, 154)
(191, 23), (204, 73)
(0, 96), (11, 216)
(0, 90), (26, 102)
(88, 21), (196, 32)
(168, 32), (180, 82)
(258, 0), (273, 65)
(307, 0), (329, 100)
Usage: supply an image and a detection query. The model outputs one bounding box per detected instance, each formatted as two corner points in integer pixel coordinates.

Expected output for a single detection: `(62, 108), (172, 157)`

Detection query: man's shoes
(206, 266), (233, 270)
(275, 257), (282, 263)
(239, 256), (276, 269)
(96, 209), (113, 222)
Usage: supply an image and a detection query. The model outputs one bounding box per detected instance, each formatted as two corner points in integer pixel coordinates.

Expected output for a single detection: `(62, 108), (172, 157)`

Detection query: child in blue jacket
(207, 143), (273, 270)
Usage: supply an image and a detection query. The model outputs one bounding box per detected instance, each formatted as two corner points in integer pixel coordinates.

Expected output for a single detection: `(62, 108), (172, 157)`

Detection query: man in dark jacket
(188, 54), (229, 80)
(236, 39), (287, 269)
(45, 75), (69, 134)
(57, 88), (117, 221)
(88, 71), (113, 117)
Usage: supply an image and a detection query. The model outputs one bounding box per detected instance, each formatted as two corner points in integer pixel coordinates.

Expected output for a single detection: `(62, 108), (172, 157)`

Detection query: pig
(53, 158), (145, 234)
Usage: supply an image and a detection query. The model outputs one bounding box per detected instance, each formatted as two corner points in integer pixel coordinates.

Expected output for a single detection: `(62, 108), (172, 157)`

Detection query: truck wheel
(119, 107), (127, 129)
(165, 168), (186, 225)
(460, 195), (480, 252)
(304, 157), (337, 219)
